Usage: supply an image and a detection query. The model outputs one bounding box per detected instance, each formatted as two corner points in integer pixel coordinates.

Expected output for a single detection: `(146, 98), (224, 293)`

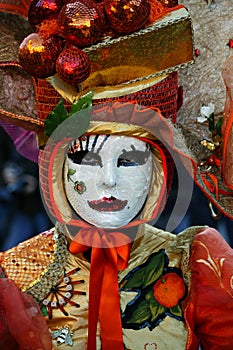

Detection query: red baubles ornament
(56, 45), (91, 85)
(104, 0), (150, 34)
(159, 0), (178, 7)
(28, 0), (63, 31)
(195, 48), (200, 57)
(18, 33), (64, 78)
(227, 39), (233, 49)
(58, 0), (105, 47)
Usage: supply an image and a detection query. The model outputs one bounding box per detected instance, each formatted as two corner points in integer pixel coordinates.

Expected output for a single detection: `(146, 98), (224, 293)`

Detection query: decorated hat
(0, 0), (193, 129)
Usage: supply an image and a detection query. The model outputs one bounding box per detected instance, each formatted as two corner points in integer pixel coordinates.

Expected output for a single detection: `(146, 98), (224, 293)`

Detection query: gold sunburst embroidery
(41, 267), (86, 319)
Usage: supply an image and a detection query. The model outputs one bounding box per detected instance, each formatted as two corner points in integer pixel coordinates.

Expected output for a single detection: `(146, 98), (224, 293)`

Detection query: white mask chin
(64, 135), (153, 228)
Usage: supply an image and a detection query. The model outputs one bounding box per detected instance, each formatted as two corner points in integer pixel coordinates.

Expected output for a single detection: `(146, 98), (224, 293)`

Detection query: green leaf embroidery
(122, 268), (146, 289)
(121, 252), (186, 330)
(126, 299), (151, 325)
(44, 99), (68, 137)
(142, 252), (165, 288)
(122, 251), (165, 289)
(40, 304), (49, 317)
(145, 289), (166, 322)
(169, 304), (183, 318)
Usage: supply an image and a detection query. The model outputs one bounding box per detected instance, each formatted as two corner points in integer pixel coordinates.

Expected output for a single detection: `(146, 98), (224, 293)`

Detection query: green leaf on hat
(44, 91), (93, 138)
(215, 116), (223, 137)
(44, 99), (68, 137)
(70, 91), (93, 116)
(66, 107), (91, 140)
(208, 112), (215, 133)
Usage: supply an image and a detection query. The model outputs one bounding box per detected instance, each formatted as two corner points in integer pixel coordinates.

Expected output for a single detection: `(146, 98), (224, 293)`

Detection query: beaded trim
(41, 267), (86, 319)
(26, 227), (68, 302)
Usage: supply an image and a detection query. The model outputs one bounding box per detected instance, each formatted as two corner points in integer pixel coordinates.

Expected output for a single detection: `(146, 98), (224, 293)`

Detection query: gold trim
(26, 227), (68, 302)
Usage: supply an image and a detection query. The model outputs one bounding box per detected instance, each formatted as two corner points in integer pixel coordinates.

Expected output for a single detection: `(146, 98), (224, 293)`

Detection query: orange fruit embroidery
(153, 272), (186, 308)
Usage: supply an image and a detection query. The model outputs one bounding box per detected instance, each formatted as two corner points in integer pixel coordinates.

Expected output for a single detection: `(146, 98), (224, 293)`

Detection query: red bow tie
(69, 228), (131, 350)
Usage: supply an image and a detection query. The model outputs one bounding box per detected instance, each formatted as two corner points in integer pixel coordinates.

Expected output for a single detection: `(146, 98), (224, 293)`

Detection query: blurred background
(0, 126), (52, 251)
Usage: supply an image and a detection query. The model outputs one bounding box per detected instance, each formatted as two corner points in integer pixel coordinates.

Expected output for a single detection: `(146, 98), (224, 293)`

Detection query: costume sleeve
(188, 227), (233, 350)
(0, 277), (52, 350)
(0, 120), (39, 163)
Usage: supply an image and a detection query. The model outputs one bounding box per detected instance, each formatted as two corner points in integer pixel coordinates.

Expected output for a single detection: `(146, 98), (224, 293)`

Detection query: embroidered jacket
(1, 223), (233, 349)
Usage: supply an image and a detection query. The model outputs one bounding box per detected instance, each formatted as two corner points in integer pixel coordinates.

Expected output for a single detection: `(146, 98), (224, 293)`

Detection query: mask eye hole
(117, 150), (150, 167)
(68, 150), (102, 167)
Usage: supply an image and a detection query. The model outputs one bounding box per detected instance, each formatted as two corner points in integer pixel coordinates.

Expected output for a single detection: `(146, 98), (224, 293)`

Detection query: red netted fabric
(148, 0), (183, 24)
(159, 0), (178, 7)
(35, 72), (180, 124)
(93, 72), (179, 124)
(35, 78), (71, 121)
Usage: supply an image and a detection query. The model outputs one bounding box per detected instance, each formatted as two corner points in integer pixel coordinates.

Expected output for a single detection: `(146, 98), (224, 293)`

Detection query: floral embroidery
(73, 180), (86, 194)
(120, 250), (186, 330)
(67, 168), (86, 194)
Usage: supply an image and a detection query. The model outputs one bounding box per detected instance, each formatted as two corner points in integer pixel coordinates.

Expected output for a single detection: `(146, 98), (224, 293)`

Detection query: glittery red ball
(159, 0), (178, 7)
(227, 39), (233, 49)
(104, 0), (150, 34)
(56, 46), (91, 85)
(58, 0), (105, 47)
(28, 0), (63, 31)
(18, 33), (64, 78)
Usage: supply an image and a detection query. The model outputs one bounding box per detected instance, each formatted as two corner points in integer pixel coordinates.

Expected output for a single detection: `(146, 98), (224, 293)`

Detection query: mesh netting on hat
(36, 72), (179, 124)
(94, 72), (179, 123)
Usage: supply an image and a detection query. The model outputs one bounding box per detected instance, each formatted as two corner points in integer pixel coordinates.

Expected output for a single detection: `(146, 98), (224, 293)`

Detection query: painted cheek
(132, 173), (150, 203)
(73, 166), (93, 187)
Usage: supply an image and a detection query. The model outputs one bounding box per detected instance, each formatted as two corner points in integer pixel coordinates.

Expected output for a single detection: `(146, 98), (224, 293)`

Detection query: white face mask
(64, 135), (153, 228)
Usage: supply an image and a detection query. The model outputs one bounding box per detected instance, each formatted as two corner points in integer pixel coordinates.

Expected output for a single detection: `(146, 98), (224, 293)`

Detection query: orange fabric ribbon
(201, 172), (219, 200)
(69, 228), (131, 350)
(200, 172), (233, 200)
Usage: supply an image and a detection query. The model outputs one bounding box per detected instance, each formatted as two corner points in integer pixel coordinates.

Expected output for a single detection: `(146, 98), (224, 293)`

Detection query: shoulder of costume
(191, 227), (232, 256)
(0, 225), (68, 301)
(189, 227), (233, 297)
(185, 227), (233, 349)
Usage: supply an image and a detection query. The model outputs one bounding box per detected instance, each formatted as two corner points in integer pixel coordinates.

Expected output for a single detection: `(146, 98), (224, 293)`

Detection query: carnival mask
(63, 135), (153, 228)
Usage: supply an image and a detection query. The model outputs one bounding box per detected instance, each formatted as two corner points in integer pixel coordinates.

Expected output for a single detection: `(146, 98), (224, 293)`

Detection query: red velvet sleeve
(0, 278), (53, 350)
(187, 227), (233, 350)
